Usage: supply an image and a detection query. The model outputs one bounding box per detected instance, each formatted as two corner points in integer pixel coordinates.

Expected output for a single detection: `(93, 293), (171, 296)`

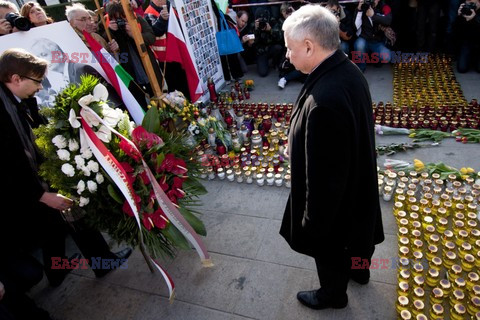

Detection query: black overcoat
(280, 50), (384, 258)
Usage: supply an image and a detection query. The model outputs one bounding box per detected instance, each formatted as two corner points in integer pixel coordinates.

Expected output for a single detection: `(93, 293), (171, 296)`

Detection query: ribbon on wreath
(78, 106), (213, 297)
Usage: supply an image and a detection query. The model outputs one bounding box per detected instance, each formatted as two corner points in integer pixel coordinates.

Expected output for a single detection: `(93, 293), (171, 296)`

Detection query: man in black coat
(279, 5), (384, 310)
(0, 48), (132, 287)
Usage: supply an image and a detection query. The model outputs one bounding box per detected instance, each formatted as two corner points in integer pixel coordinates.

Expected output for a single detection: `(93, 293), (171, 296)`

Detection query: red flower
(170, 177), (185, 199)
(142, 208), (168, 230)
(158, 175), (169, 191)
(159, 153), (175, 172)
(120, 162), (135, 185)
(171, 158), (188, 175)
(132, 126), (164, 150)
(166, 189), (178, 204)
(119, 138), (142, 162)
(122, 194), (141, 217)
(139, 170), (150, 185)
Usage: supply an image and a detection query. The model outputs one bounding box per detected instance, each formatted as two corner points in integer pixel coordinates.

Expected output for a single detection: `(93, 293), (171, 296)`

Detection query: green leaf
(143, 107), (161, 134)
(163, 224), (190, 250)
(183, 178), (207, 195)
(156, 152), (165, 169)
(178, 207), (207, 236)
(107, 184), (124, 204)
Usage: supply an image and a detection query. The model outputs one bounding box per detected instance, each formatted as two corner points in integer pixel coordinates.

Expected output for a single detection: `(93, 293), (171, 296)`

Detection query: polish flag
(166, 6), (203, 102)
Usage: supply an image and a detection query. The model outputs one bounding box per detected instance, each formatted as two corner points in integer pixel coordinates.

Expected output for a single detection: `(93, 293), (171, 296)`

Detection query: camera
(361, 0), (374, 11)
(5, 12), (31, 31)
(258, 17), (267, 30)
(116, 18), (127, 30)
(461, 2), (477, 15)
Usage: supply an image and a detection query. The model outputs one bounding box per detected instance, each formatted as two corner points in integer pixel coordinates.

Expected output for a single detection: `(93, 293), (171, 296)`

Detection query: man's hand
(366, 7), (374, 17)
(160, 6), (169, 20)
(109, 39), (119, 52)
(125, 23), (133, 37)
(0, 19), (12, 35)
(464, 8), (476, 21)
(109, 19), (118, 31)
(39, 192), (73, 211)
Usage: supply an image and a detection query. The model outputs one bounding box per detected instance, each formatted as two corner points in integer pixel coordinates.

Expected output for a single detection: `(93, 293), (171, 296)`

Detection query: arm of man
(145, 12), (168, 37)
(303, 103), (352, 237)
(138, 16), (156, 45)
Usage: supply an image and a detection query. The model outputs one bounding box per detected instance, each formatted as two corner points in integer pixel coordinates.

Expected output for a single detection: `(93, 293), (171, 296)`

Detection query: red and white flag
(166, 6), (203, 102)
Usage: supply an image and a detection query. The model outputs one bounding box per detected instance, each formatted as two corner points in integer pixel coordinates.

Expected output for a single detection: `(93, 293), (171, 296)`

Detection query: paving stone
(233, 260), (334, 320)
(202, 210), (269, 259)
(335, 281), (396, 320)
(370, 234), (397, 285)
(255, 219), (316, 270)
(162, 251), (252, 313)
(134, 295), (255, 320)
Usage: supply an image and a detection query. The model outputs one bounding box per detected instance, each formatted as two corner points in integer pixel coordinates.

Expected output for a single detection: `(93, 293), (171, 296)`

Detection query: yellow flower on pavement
(467, 167), (475, 173)
(460, 167), (469, 175)
(414, 159), (425, 171)
(462, 175), (469, 180)
(409, 133), (416, 138)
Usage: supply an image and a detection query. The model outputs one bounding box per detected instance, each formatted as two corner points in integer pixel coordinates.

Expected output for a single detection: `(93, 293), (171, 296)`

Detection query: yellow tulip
(150, 100), (157, 108)
(460, 167), (469, 175)
(462, 175), (469, 180)
(467, 167), (475, 173)
(414, 159), (425, 171)
(409, 133), (416, 138)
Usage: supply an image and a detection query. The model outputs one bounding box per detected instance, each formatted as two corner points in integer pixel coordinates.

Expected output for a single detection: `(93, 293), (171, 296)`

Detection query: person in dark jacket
(454, 0), (480, 72)
(353, 0), (392, 71)
(106, 1), (163, 108)
(0, 48), (132, 286)
(280, 5), (384, 310)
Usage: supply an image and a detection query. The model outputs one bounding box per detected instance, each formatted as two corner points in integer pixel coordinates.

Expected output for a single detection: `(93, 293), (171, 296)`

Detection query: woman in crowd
(20, 1), (53, 27)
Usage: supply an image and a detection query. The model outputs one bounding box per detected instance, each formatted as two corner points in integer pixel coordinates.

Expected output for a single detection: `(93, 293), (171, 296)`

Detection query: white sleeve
(355, 12), (363, 36)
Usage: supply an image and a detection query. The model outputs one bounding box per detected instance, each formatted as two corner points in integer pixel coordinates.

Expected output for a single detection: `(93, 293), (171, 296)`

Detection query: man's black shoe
(296, 289), (348, 310)
(350, 269), (370, 285)
(94, 247), (133, 278)
(48, 253), (82, 287)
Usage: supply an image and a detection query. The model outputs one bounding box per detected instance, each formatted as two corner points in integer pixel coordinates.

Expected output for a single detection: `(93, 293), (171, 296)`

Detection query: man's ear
(10, 74), (22, 84)
(304, 39), (314, 56)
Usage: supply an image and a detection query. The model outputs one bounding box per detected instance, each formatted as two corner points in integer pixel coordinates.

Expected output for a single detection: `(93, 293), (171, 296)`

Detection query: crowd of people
(224, 0), (479, 85)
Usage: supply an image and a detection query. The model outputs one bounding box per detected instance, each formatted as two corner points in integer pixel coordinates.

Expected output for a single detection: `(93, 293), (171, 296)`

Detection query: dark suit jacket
(0, 83), (52, 251)
(280, 50), (384, 259)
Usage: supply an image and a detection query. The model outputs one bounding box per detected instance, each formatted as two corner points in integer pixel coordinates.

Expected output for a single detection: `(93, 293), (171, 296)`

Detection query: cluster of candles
(373, 99), (479, 131)
(393, 55), (467, 108)
(380, 169), (480, 319)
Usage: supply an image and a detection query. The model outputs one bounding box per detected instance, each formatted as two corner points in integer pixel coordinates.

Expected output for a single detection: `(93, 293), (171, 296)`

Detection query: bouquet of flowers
(35, 75), (208, 262)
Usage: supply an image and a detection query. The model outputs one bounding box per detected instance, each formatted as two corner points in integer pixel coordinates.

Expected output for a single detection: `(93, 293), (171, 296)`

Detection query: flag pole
(120, 0), (163, 100)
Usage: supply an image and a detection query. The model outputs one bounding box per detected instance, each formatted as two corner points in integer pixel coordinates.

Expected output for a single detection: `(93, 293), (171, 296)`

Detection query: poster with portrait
(172, 0), (224, 100)
(0, 21), (113, 108)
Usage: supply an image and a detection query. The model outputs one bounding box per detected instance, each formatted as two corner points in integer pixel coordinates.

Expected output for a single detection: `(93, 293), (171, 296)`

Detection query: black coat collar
(291, 49), (348, 121)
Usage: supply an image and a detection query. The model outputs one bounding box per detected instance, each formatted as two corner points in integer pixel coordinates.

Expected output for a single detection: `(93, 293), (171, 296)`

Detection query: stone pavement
(31, 62), (480, 320)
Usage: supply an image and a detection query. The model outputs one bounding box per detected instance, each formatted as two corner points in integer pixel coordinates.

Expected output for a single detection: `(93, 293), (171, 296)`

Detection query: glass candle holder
(430, 287), (444, 306)
(217, 168), (225, 180)
(284, 175), (291, 188)
(256, 173), (264, 186)
(266, 173), (274, 186)
(226, 169), (235, 182)
(383, 186), (393, 201)
(245, 171), (253, 184)
(207, 168), (215, 180)
(274, 173), (283, 187)
(235, 170), (244, 183)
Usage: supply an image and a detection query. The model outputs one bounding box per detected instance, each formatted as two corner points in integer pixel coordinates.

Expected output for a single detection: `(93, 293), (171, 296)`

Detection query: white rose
(74, 155), (86, 169)
(82, 166), (91, 177)
(96, 173), (104, 184)
(52, 135), (67, 149)
(81, 148), (93, 159)
(87, 160), (99, 173)
(87, 180), (97, 193)
(68, 139), (79, 152)
(57, 149), (70, 161)
(61, 163), (75, 177)
(77, 180), (85, 194)
(79, 196), (90, 207)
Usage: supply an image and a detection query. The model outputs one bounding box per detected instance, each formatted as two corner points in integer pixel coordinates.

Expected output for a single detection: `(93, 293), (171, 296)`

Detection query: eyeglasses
(21, 75), (43, 84)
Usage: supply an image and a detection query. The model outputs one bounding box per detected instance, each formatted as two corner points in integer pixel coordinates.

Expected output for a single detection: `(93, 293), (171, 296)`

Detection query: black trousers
(159, 61), (191, 101)
(220, 54), (244, 81)
(314, 245), (375, 299)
